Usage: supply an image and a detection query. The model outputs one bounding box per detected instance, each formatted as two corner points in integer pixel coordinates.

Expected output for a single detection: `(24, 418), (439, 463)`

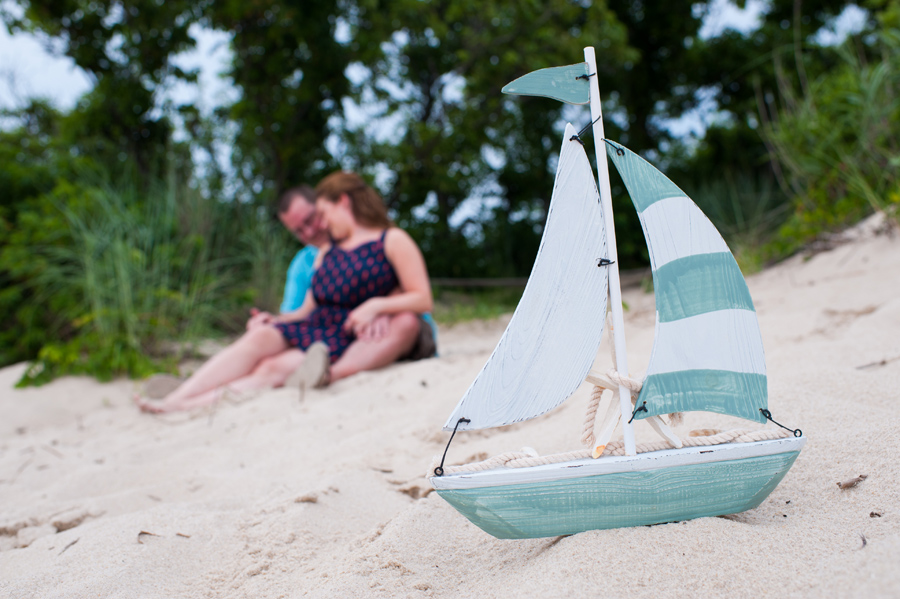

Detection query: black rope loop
(628, 402), (647, 424)
(569, 116), (604, 146)
(575, 72), (596, 81)
(577, 115), (602, 139)
(602, 139), (625, 156)
(597, 258), (615, 267)
(433, 417), (470, 476)
(760, 409), (802, 437)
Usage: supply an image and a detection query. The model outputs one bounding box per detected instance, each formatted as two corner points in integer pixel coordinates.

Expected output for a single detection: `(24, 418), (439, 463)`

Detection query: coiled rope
(580, 368), (642, 447)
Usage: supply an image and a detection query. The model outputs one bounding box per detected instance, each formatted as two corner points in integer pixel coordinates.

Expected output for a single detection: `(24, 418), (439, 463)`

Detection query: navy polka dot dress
(275, 230), (399, 362)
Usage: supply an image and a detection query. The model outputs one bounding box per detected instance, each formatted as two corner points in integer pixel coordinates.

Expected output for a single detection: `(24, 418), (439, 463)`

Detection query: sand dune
(1, 216), (898, 598)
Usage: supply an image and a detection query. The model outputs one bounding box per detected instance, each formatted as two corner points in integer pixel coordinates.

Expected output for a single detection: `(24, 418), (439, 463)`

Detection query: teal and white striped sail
(605, 141), (767, 424)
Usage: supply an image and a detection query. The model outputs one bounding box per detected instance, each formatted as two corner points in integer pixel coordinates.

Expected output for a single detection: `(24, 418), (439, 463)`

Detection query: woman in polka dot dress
(272, 228), (401, 362)
(136, 172), (433, 413)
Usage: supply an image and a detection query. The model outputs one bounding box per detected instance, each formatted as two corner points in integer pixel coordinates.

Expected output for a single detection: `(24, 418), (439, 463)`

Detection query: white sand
(2, 216), (899, 598)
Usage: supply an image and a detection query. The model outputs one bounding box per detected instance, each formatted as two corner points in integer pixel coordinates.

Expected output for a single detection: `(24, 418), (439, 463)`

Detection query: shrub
(762, 28), (900, 257)
(7, 174), (294, 386)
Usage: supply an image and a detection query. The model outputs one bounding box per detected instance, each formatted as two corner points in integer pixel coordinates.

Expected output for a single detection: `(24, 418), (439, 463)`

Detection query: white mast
(584, 47), (636, 456)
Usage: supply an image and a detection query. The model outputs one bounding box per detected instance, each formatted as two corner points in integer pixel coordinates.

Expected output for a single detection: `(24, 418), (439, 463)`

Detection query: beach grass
(15, 174), (292, 385)
(432, 287), (524, 325)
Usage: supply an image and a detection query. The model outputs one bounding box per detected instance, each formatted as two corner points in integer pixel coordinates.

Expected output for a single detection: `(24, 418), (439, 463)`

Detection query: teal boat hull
(433, 440), (802, 539)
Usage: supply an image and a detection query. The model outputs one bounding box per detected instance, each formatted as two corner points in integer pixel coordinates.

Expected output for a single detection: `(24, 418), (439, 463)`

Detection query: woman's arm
(272, 288), (317, 324)
(343, 228), (433, 333)
(383, 227), (433, 312)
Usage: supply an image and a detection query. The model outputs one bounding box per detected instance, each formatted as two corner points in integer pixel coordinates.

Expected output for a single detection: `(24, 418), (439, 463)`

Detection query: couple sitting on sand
(136, 171), (435, 413)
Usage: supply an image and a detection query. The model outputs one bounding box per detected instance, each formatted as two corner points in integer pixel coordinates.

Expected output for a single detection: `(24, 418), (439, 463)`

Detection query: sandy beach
(1, 215), (898, 599)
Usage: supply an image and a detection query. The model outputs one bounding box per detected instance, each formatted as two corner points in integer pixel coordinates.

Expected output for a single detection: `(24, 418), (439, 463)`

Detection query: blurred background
(1, 0), (898, 384)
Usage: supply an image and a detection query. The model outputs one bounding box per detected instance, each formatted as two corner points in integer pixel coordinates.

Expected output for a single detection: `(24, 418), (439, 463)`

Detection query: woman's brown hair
(315, 171), (392, 228)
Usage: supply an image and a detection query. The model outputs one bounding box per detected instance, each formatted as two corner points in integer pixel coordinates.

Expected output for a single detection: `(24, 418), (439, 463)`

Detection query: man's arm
(272, 289), (316, 324)
(247, 244), (323, 330)
(273, 243), (328, 323)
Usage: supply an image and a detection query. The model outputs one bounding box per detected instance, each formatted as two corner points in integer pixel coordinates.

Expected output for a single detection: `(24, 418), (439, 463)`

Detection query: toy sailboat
(428, 47), (805, 539)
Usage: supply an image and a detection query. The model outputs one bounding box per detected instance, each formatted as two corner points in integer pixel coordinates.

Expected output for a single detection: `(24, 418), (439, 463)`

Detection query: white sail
(443, 124), (609, 431)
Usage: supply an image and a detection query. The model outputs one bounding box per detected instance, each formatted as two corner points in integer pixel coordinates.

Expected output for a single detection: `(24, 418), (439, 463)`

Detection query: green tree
(762, 26), (900, 256)
(340, 0), (636, 275)
(205, 0), (351, 199)
(2, 0), (209, 177)
(0, 101), (78, 365)
(674, 1), (872, 195)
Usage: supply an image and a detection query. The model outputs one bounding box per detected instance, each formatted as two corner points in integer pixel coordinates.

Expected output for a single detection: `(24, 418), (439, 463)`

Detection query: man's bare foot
(134, 393), (161, 413)
(133, 393), (189, 414)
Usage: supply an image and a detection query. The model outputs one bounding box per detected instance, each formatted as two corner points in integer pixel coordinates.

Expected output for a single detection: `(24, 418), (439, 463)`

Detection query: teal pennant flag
(501, 63), (590, 105)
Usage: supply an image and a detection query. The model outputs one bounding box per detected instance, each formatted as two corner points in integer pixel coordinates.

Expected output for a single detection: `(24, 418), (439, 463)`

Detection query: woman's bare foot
(285, 342), (331, 394)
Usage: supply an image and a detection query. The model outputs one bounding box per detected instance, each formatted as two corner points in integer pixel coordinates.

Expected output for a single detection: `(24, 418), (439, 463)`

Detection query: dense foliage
(2, 0), (896, 383)
(761, 27), (900, 256)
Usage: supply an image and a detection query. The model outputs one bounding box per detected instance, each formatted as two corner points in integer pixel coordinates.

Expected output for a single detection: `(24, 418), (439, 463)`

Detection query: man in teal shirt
(280, 244), (319, 314)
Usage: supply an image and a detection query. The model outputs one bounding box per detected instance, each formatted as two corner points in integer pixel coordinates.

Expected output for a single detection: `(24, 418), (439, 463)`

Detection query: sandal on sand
(142, 373), (184, 399)
(285, 342), (331, 391)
